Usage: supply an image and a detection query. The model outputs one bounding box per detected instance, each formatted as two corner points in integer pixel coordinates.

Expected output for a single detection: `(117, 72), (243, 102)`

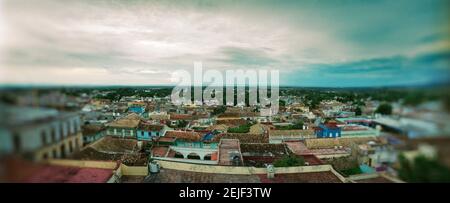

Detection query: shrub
(273, 155), (305, 167)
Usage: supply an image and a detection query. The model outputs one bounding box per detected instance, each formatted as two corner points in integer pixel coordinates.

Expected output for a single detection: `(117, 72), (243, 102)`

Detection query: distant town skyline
(0, 0), (449, 87)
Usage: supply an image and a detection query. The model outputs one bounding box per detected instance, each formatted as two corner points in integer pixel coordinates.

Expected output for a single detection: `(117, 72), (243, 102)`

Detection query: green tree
(398, 154), (450, 183)
(273, 155), (305, 167)
(227, 123), (252, 133)
(292, 121), (304, 129)
(177, 120), (189, 128)
(355, 106), (362, 116)
(375, 103), (392, 115)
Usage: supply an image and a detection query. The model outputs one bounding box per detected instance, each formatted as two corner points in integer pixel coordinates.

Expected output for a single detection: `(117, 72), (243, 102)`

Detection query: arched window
(187, 153), (200, 160)
(204, 154), (212, 160)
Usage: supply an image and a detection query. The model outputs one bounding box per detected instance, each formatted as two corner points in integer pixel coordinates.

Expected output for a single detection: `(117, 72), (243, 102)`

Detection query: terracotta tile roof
(25, 166), (114, 183)
(82, 124), (106, 136)
(213, 133), (269, 143)
(157, 137), (177, 143)
(0, 157), (114, 183)
(152, 147), (169, 157)
(165, 130), (202, 142)
(138, 123), (164, 131)
(258, 172), (342, 183)
(216, 118), (248, 127)
(90, 136), (137, 152)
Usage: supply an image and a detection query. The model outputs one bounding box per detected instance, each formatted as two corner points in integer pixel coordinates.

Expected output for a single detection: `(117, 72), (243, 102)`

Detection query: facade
(269, 129), (315, 143)
(136, 123), (169, 141)
(105, 113), (141, 138)
(82, 124), (106, 145)
(315, 122), (341, 138)
(0, 105), (83, 161)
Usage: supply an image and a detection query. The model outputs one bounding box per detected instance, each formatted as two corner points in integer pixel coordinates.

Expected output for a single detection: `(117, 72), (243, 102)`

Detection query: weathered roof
(140, 168), (342, 183)
(107, 113), (141, 128)
(269, 129), (315, 137)
(151, 147), (169, 157)
(138, 123), (164, 131)
(240, 143), (291, 156)
(82, 124), (106, 136)
(157, 137), (177, 143)
(0, 157), (114, 183)
(165, 130), (202, 142)
(213, 133), (269, 143)
(206, 124), (229, 131)
(216, 118), (248, 127)
(249, 124), (271, 134)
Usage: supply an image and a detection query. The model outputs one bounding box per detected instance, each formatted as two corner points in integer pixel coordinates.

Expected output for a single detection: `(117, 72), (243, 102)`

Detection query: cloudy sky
(0, 0), (449, 87)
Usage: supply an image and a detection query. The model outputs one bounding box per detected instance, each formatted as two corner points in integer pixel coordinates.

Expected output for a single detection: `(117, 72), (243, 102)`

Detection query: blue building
(136, 123), (167, 141)
(201, 130), (219, 142)
(315, 122), (341, 138)
(128, 105), (146, 115)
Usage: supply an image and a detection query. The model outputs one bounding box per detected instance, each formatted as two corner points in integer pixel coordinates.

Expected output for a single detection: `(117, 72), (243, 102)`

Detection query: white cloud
(0, 0), (447, 86)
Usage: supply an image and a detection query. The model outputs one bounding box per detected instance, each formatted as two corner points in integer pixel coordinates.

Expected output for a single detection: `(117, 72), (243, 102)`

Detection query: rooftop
(134, 168), (342, 183)
(258, 172), (343, 183)
(143, 168), (260, 183)
(82, 124), (106, 136)
(138, 123), (164, 131)
(107, 113), (141, 128)
(165, 130), (202, 142)
(90, 136), (137, 153)
(213, 133), (269, 143)
(269, 129), (315, 137)
(0, 157), (114, 183)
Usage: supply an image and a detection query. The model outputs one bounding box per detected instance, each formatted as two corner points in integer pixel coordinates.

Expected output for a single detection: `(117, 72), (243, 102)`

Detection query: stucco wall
(46, 159), (118, 169)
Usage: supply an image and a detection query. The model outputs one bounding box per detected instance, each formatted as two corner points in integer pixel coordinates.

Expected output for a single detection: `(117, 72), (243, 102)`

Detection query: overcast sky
(0, 0), (449, 87)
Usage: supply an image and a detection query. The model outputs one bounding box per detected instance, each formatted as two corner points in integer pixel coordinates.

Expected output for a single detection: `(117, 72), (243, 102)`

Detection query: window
(52, 149), (57, 158)
(13, 133), (21, 152)
(75, 139), (79, 150)
(68, 141), (73, 153)
(60, 144), (66, 158)
(41, 130), (47, 145)
(68, 121), (72, 135)
(42, 153), (48, 160)
(74, 120), (79, 133)
(60, 123), (65, 138)
(51, 127), (56, 143)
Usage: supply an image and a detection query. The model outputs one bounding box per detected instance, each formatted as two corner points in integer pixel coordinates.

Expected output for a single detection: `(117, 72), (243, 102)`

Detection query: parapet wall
(44, 159), (348, 183)
(46, 159), (119, 169)
(305, 137), (378, 149)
